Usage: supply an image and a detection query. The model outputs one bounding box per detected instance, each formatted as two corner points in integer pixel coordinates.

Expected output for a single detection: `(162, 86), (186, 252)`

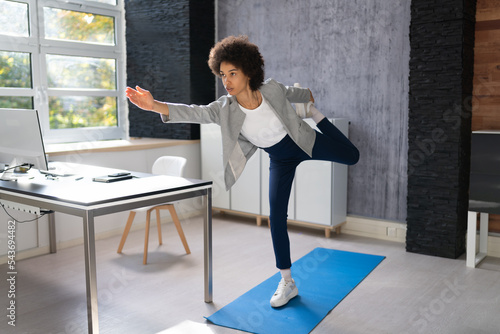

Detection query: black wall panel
(406, 0), (476, 258)
(125, 0), (214, 139)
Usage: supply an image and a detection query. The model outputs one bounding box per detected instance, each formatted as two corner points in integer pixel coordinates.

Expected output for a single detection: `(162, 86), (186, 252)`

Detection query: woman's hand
(308, 89), (315, 103)
(126, 86), (155, 111)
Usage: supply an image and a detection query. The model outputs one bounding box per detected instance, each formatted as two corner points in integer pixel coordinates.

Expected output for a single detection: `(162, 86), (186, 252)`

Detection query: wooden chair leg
(143, 209), (153, 264)
(117, 211), (136, 253)
(156, 208), (163, 245)
(167, 205), (191, 254)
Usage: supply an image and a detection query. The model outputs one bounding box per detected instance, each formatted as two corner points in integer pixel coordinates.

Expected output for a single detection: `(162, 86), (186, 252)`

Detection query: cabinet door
(294, 118), (348, 226)
(200, 124), (230, 209)
(260, 150), (295, 220)
(231, 151), (260, 214)
(295, 159), (332, 226)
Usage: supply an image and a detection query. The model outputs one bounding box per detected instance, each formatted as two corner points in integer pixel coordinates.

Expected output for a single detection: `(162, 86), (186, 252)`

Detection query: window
(0, 0), (126, 143)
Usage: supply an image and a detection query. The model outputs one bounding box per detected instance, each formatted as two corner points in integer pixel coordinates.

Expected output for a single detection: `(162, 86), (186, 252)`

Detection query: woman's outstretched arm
(125, 86), (170, 117)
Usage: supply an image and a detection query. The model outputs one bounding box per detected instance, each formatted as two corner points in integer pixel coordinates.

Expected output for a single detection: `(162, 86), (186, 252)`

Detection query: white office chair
(117, 156), (191, 264)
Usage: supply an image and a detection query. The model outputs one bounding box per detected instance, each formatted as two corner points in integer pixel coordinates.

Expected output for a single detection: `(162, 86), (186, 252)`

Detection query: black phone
(108, 172), (131, 177)
(93, 174), (133, 183)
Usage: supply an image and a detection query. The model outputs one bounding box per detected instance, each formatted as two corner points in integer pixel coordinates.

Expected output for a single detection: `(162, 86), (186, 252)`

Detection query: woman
(126, 35), (359, 308)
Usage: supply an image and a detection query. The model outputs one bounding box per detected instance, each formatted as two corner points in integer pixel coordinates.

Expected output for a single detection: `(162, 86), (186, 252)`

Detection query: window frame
(0, 0), (127, 144)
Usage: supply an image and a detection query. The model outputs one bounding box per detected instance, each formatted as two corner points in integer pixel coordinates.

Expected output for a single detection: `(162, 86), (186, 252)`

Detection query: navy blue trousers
(263, 118), (359, 269)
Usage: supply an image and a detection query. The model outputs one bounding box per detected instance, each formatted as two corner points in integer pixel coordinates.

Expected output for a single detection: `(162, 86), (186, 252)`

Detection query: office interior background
(1, 0), (500, 333)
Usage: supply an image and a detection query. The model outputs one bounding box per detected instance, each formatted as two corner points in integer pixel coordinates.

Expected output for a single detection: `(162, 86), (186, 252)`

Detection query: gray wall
(217, 0), (411, 222)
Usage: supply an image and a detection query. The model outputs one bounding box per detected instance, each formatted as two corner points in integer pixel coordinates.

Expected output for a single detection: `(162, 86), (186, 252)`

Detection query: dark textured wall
(406, 0), (475, 258)
(217, 0), (411, 222)
(125, 0), (214, 139)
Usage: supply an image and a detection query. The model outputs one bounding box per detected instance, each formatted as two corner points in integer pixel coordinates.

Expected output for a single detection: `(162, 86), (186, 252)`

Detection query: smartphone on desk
(92, 172), (132, 183)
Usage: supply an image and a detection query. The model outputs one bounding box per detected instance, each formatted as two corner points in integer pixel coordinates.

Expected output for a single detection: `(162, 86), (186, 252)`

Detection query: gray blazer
(161, 78), (316, 190)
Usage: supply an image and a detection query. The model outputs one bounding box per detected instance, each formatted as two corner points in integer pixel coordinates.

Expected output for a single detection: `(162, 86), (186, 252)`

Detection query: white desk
(0, 163), (213, 333)
(467, 199), (498, 268)
(467, 210), (490, 267)
(467, 131), (500, 268)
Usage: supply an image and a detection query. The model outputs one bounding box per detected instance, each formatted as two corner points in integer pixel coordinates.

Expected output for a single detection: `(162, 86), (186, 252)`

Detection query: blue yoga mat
(205, 247), (385, 334)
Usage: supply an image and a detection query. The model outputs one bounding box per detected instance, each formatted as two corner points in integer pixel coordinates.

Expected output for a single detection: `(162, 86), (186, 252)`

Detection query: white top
(239, 95), (287, 148)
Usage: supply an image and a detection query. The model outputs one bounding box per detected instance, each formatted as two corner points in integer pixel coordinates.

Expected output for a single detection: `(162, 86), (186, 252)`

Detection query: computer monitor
(0, 109), (48, 175)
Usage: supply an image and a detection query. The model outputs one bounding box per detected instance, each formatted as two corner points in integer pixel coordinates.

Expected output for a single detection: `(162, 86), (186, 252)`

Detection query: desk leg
(204, 188), (213, 303)
(467, 211), (488, 268)
(83, 211), (99, 334)
(466, 211), (477, 268)
(48, 212), (57, 253)
(479, 213), (489, 256)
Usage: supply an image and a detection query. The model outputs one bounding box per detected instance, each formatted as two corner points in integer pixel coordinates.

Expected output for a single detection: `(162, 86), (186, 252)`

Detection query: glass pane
(43, 7), (115, 45)
(0, 51), (32, 88)
(89, 0), (117, 5)
(49, 96), (117, 129)
(0, 96), (33, 109)
(47, 54), (116, 90)
(0, 1), (29, 37)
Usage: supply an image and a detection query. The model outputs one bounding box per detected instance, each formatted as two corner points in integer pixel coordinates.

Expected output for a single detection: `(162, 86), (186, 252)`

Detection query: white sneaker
(293, 83), (313, 118)
(270, 278), (299, 308)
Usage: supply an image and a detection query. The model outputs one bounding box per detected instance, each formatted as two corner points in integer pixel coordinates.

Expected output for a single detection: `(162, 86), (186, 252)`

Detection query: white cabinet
(231, 152), (260, 214)
(200, 123), (230, 209)
(200, 123), (260, 214)
(294, 119), (348, 227)
(200, 118), (349, 235)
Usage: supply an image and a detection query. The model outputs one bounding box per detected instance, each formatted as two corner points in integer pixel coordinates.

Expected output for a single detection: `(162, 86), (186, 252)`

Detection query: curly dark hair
(208, 35), (265, 91)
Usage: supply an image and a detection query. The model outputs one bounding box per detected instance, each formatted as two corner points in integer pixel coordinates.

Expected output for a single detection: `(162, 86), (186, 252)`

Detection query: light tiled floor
(1, 213), (499, 334)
